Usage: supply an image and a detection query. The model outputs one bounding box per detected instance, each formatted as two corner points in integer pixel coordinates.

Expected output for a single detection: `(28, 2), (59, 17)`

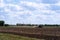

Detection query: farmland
(0, 26), (60, 40)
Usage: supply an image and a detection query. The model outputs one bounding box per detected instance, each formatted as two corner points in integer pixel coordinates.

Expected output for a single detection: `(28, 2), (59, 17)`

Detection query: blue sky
(0, 0), (60, 24)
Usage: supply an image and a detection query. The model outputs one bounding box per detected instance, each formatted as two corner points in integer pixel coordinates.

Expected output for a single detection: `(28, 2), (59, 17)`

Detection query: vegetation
(0, 21), (9, 27)
(0, 33), (41, 40)
(0, 21), (4, 26)
(16, 23), (38, 26)
(0, 20), (60, 28)
(4, 24), (9, 26)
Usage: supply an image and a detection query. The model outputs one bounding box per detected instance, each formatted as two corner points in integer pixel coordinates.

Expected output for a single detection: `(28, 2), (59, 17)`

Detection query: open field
(0, 33), (43, 40)
(0, 26), (60, 40)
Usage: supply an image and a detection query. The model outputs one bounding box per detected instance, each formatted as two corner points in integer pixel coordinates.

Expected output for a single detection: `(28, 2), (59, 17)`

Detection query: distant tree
(0, 21), (4, 26)
(26, 24), (31, 26)
(16, 24), (19, 26)
(4, 24), (9, 26)
(16, 24), (24, 26)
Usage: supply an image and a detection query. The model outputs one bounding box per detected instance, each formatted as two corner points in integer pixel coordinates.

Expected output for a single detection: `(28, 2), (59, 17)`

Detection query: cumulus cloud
(0, 0), (60, 24)
(20, 1), (51, 10)
(0, 0), (5, 7)
(0, 15), (5, 20)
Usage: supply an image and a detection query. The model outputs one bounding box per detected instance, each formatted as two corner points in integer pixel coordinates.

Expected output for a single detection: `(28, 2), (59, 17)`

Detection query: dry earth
(0, 27), (60, 40)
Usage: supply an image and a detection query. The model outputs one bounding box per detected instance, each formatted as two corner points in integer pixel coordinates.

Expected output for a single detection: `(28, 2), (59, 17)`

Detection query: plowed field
(0, 27), (60, 39)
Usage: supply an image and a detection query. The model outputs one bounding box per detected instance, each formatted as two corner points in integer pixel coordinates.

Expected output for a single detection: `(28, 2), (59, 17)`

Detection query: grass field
(0, 33), (44, 40)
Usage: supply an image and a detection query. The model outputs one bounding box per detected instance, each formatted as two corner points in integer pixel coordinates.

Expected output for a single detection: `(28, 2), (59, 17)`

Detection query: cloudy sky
(0, 0), (60, 24)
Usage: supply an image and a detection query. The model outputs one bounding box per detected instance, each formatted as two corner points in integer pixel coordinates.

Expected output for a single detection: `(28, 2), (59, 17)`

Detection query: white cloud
(0, 0), (5, 7)
(20, 1), (51, 10)
(49, 0), (60, 6)
(0, 0), (60, 24)
(55, 1), (60, 6)
(0, 15), (5, 20)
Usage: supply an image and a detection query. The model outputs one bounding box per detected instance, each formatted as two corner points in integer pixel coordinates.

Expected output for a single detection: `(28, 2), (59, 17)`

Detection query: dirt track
(0, 27), (60, 39)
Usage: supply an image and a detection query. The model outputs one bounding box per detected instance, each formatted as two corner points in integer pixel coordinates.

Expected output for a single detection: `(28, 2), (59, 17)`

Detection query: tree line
(0, 21), (9, 26)
(0, 20), (60, 27)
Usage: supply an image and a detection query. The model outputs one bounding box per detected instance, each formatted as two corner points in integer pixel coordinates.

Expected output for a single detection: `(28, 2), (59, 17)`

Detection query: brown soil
(0, 27), (60, 39)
